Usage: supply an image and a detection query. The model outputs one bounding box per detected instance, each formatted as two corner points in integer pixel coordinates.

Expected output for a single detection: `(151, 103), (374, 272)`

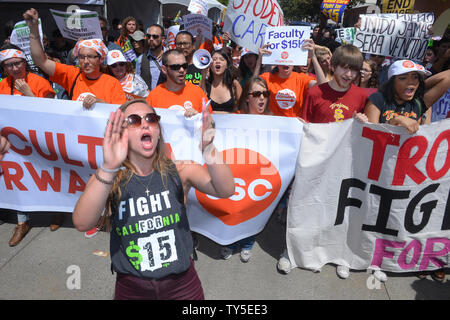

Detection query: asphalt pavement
(0, 209), (449, 301)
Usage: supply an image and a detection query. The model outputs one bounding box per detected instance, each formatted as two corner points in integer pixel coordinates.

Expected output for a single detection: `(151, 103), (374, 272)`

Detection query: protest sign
(262, 26), (309, 66)
(183, 14), (213, 41)
(382, 0), (415, 13)
(320, 0), (350, 23)
(50, 9), (102, 41)
(188, 0), (208, 16)
(287, 119), (450, 273)
(223, 0), (284, 53)
(167, 25), (181, 49)
(335, 27), (355, 44)
(0, 95), (302, 245)
(9, 19), (44, 72)
(354, 14), (431, 61)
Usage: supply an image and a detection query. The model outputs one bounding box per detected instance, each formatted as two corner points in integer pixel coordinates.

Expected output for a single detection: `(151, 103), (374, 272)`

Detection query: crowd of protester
(0, 7), (450, 299)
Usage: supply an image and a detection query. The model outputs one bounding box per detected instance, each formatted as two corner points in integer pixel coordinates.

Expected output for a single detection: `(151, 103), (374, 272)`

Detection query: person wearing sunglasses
(135, 24), (166, 90)
(175, 31), (203, 86)
(73, 99), (234, 300)
(24, 8), (126, 109)
(106, 50), (149, 101)
(237, 77), (271, 115)
(146, 49), (211, 116)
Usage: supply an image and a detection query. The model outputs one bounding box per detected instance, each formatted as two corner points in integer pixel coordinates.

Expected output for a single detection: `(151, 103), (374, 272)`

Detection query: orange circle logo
(402, 60), (414, 68)
(112, 52), (120, 58)
(195, 148), (281, 226)
(281, 51), (289, 59)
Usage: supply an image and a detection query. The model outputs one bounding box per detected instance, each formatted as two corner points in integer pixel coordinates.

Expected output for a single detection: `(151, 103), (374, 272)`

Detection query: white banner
(50, 9), (102, 41)
(287, 119), (450, 273)
(0, 96), (302, 245)
(262, 26), (309, 66)
(335, 27), (355, 44)
(222, 0), (284, 53)
(354, 13), (434, 61)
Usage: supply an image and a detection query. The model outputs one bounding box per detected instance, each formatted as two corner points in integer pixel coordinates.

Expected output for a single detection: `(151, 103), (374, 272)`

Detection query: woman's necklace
(133, 171), (155, 197)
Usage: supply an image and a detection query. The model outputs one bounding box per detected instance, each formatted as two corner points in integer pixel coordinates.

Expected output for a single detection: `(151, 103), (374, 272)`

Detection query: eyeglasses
(249, 91), (269, 98)
(101, 27), (108, 31)
(3, 60), (24, 69)
(166, 63), (188, 71)
(78, 54), (100, 61)
(110, 62), (126, 68)
(175, 42), (192, 48)
(124, 113), (161, 128)
(146, 34), (160, 39)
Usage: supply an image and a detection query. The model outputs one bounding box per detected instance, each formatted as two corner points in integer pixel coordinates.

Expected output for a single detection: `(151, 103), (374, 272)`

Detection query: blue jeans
(226, 236), (256, 251)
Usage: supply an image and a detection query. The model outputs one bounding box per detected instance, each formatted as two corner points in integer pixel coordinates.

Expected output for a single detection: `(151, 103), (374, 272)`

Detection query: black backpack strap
(140, 54), (152, 88)
(69, 71), (82, 100)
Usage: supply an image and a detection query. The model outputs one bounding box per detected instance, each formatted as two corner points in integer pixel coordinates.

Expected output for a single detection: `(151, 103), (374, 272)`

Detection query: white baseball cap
(107, 50), (127, 66)
(240, 48), (258, 58)
(388, 60), (431, 80)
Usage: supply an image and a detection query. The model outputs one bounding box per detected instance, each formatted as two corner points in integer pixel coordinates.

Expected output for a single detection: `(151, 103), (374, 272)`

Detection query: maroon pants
(114, 260), (205, 300)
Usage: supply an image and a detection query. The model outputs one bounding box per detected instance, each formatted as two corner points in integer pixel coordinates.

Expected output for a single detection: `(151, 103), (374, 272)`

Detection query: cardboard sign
(382, 0), (415, 13)
(223, 0), (284, 53)
(50, 9), (102, 41)
(354, 14), (431, 61)
(262, 26), (309, 66)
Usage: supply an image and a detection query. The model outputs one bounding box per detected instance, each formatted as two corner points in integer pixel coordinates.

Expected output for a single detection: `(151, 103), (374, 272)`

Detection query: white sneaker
(373, 270), (388, 282)
(240, 249), (252, 263)
(277, 256), (291, 274)
(336, 265), (350, 279)
(220, 247), (233, 260)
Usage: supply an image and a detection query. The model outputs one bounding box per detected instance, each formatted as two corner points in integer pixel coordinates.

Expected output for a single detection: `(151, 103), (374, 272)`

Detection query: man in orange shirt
(258, 39), (326, 117)
(0, 44), (54, 98)
(24, 8), (126, 108)
(146, 49), (210, 114)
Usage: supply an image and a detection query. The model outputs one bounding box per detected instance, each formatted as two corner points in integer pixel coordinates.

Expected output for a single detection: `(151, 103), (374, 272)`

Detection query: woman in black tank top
(73, 98), (235, 299)
(202, 49), (242, 113)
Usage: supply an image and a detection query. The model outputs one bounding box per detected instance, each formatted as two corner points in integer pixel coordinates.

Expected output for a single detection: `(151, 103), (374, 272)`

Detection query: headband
(0, 49), (26, 64)
(73, 39), (108, 60)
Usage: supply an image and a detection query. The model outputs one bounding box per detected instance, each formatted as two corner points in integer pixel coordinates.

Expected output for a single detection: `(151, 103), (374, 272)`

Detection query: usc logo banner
(0, 96), (302, 245)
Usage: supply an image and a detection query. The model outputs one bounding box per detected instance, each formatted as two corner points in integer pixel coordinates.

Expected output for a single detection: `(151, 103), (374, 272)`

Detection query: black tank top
(206, 81), (235, 112)
(110, 168), (193, 279)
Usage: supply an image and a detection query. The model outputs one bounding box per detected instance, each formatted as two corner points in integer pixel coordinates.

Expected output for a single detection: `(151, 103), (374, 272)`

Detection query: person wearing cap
(364, 60), (450, 134)
(24, 8), (126, 109)
(238, 48), (259, 88)
(129, 30), (146, 58)
(0, 44), (54, 98)
(106, 49), (149, 101)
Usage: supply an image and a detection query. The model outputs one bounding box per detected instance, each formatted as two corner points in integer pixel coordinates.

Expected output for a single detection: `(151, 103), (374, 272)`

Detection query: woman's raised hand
(103, 109), (128, 170)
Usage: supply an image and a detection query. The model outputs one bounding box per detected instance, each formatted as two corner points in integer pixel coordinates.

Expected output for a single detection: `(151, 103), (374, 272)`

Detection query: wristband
(94, 170), (114, 185)
(100, 164), (120, 173)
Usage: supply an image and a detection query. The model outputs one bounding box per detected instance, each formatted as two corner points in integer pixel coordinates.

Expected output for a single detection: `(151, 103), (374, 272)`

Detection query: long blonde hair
(103, 99), (176, 227)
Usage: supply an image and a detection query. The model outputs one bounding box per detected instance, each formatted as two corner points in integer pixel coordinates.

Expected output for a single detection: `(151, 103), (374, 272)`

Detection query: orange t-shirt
(49, 62), (126, 104)
(260, 71), (314, 117)
(146, 81), (210, 113)
(0, 73), (54, 98)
